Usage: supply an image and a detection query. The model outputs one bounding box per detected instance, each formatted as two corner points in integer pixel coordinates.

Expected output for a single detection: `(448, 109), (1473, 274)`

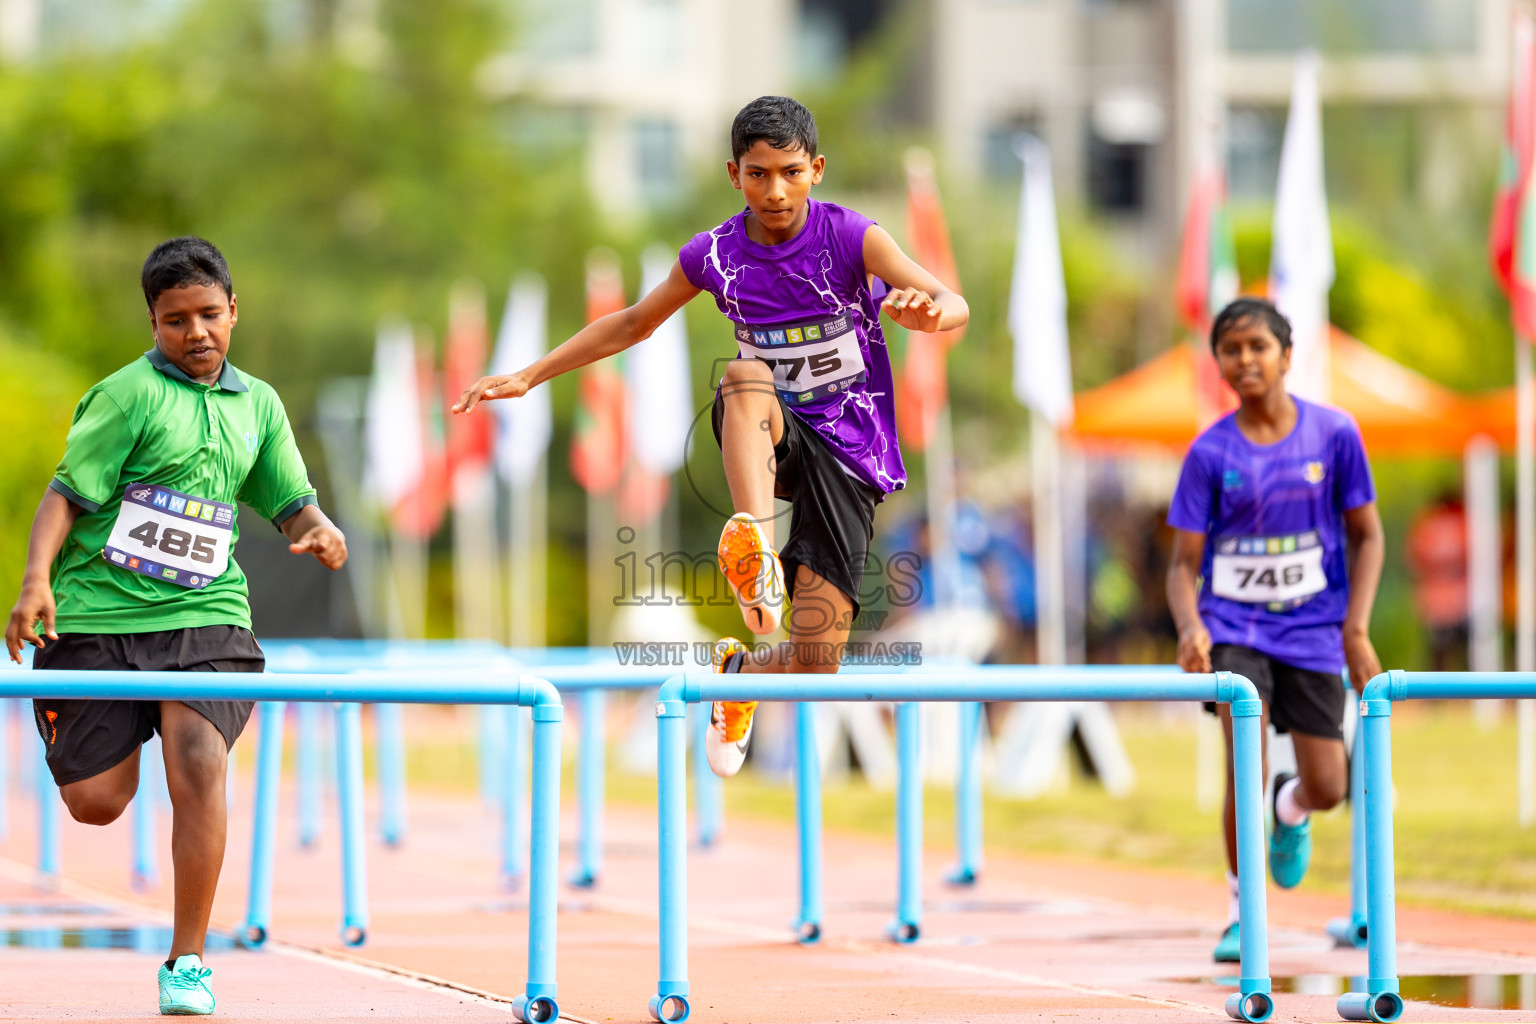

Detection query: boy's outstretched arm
(281, 504), (348, 570)
(454, 262), (701, 414)
(6, 488), (82, 662)
(862, 226), (969, 334)
(1342, 501), (1385, 692)
(1167, 527), (1212, 674)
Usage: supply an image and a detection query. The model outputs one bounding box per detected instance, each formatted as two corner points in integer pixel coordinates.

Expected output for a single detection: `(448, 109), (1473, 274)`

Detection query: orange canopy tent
(1070, 328), (1493, 456)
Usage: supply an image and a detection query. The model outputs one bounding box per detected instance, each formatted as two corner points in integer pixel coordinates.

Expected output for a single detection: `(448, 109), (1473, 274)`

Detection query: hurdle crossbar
(649, 668), (1275, 1024)
(0, 669), (564, 1024)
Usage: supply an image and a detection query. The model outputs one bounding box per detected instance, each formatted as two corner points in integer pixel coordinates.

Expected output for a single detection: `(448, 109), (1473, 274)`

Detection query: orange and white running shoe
(717, 513), (785, 635)
(706, 637), (756, 778)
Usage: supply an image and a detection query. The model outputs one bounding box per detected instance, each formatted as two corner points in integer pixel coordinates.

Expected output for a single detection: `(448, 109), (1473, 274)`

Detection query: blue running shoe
(159, 954), (215, 1015)
(1268, 771), (1312, 889)
(1213, 922), (1241, 963)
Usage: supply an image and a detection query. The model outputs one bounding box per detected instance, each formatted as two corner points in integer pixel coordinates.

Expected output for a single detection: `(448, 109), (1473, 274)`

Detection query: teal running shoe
(158, 954), (215, 1015)
(1213, 922), (1241, 963)
(1268, 771), (1312, 889)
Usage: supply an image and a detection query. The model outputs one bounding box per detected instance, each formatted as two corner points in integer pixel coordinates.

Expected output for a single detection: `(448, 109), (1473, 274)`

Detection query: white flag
(628, 247), (693, 475)
(1270, 49), (1334, 404)
(489, 274), (553, 486)
(364, 317), (424, 511)
(1009, 135), (1074, 426)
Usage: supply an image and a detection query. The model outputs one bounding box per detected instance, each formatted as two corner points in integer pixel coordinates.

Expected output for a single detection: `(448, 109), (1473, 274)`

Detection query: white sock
(1275, 776), (1309, 827)
(1226, 870), (1241, 925)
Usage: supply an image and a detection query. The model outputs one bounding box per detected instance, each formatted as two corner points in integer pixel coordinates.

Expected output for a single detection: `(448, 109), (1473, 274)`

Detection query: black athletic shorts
(1204, 643), (1347, 741)
(32, 625), (263, 786)
(713, 387), (882, 620)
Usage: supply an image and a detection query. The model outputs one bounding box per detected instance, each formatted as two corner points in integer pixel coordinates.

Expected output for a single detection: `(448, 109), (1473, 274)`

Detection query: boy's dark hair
(1210, 297), (1292, 353)
(142, 236), (233, 309)
(731, 96), (818, 164)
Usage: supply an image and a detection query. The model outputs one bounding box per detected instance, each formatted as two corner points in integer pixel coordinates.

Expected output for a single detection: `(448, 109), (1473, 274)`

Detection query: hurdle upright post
(500, 703), (528, 889)
(570, 688), (606, 888)
(335, 702), (370, 946)
(1338, 671), (1405, 1024)
(1224, 673), (1273, 1023)
(652, 677), (691, 1023)
(241, 701), (285, 946)
(376, 702), (407, 847)
(36, 736), (59, 887)
(1327, 725), (1369, 948)
(891, 701), (922, 942)
(0, 698), (10, 842)
(691, 705), (723, 847)
(793, 701), (823, 942)
(517, 680), (564, 1023)
(296, 700), (323, 847)
(948, 700), (983, 885)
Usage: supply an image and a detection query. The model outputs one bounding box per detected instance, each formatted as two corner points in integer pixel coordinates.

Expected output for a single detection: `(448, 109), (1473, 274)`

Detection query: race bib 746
(103, 483), (235, 589)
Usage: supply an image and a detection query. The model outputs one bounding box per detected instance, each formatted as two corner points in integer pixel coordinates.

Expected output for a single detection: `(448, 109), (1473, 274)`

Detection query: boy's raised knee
(1307, 776), (1347, 812)
(62, 789), (131, 826)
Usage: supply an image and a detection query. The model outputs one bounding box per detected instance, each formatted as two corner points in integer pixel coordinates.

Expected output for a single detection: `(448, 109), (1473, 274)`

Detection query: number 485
(127, 521), (217, 563)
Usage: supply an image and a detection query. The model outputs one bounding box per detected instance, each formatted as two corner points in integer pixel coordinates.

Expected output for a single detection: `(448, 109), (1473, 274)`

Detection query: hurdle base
(512, 991), (560, 1023)
(944, 864), (978, 887)
(340, 923), (367, 947)
(566, 867), (598, 889)
(131, 871), (159, 894)
(1337, 990), (1404, 1023)
(1325, 914), (1368, 949)
(794, 918), (821, 945)
(1225, 990), (1274, 1023)
(237, 922), (268, 949)
(649, 989), (691, 1022)
(885, 919), (920, 944)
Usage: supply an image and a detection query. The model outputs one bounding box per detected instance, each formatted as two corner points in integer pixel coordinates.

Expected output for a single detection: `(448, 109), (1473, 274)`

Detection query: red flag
(395, 344), (449, 539)
(443, 282), (494, 485)
(1492, 11), (1536, 300)
(571, 252), (627, 495)
(1176, 141), (1240, 428)
(898, 149), (966, 451)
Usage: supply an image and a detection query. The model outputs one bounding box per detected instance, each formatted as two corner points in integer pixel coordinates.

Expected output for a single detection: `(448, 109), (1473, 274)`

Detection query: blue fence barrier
(650, 668), (1275, 1024)
(0, 668), (565, 1024)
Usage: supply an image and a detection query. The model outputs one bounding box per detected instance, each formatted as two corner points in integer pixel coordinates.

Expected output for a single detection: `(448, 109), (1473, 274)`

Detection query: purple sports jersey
(679, 199), (906, 495)
(1167, 398), (1376, 673)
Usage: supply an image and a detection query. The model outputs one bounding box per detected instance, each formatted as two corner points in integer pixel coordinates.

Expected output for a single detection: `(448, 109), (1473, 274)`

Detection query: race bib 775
(103, 483), (235, 589)
(732, 313), (867, 405)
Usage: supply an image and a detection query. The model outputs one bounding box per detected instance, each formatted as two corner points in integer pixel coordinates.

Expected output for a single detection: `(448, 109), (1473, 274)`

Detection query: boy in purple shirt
(455, 96), (968, 776)
(1166, 297), (1384, 963)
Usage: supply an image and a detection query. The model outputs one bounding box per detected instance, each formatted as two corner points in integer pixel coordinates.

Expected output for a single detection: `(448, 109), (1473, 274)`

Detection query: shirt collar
(144, 348), (248, 393)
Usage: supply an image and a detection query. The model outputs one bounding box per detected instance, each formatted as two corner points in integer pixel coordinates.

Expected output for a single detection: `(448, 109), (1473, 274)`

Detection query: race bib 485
(733, 314), (867, 404)
(103, 483), (235, 589)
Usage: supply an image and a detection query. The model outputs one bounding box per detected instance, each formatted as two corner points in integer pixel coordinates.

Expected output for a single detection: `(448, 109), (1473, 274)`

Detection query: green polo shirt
(48, 349), (317, 634)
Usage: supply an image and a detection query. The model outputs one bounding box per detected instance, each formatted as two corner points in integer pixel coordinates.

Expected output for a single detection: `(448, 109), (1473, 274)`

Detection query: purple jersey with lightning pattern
(679, 199), (906, 496)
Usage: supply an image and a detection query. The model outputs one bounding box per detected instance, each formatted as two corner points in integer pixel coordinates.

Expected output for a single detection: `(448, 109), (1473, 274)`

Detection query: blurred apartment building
(0, 0), (1514, 251)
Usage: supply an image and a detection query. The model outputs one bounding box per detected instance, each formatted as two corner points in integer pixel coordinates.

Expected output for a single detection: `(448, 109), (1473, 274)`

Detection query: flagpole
(1030, 410), (1066, 667)
(1519, 335), (1535, 825)
(925, 401), (961, 611)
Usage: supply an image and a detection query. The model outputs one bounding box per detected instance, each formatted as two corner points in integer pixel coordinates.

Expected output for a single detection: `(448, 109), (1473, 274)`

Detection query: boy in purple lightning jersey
(1166, 297), (1385, 963)
(455, 97), (968, 777)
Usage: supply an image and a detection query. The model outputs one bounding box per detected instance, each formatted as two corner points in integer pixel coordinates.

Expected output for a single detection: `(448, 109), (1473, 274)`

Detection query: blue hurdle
(1339, 670), (1534, 1024)
(650, 668), (1275, 1024)
(0, 668), (565, 1024)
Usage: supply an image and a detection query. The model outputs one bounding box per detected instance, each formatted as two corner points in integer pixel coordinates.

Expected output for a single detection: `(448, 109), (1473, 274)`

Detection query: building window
(1227, 0), (1476, 54)
(1087, 133), (1147, 213)
(635, 117), (680, 206)
(519, 0), (596, 59)
(1226, 106), (1282, 202)
(982, 116), (1040, 183)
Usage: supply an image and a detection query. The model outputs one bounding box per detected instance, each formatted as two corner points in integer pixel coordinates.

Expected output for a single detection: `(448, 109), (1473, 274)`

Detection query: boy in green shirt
(4, 236), (347, 1016)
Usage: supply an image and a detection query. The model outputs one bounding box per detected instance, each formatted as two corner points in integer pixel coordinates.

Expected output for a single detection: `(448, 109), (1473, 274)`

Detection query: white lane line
(0, 854), (596, 1023)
